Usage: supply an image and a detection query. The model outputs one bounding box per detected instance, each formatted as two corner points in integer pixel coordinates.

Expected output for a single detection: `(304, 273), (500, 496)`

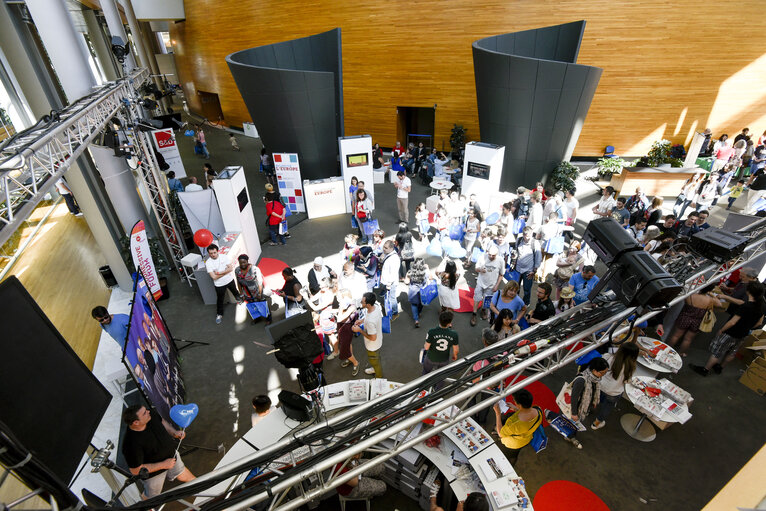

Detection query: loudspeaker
(278, 390), (312, 422)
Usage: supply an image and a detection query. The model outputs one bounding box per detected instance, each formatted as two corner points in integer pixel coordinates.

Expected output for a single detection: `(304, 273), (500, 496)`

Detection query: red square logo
(274, 154), (282, 162)
(294, 189), (302, 196)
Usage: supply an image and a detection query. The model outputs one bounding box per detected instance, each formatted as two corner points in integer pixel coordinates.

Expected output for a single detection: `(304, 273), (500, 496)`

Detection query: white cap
(488, 245), (499, 255)
(314, 256), (323, 266)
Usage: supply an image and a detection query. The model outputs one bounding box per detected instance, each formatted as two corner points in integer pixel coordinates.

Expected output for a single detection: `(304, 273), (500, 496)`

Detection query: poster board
(123, 271), (185, 423)
(273, 153), (305, 213)
(151, 128), (187, 178)
(339, 135), (374, 213)
(462, 142), (505, 213)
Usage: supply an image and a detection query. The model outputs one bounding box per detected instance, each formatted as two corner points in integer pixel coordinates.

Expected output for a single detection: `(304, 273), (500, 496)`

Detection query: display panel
(0, 276), (111, 485)
(123, 271), (185, 423)
(346, 153), (368, 167)
(466, 161), (491, 180)
(237, 188), (249, 212)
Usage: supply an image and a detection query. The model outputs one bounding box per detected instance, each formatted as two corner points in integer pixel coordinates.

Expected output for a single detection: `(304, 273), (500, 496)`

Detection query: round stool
(533, 480), (609, 511)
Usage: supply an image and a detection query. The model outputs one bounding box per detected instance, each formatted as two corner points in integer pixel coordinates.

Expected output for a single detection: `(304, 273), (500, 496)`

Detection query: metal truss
(0, 68), (150, 247)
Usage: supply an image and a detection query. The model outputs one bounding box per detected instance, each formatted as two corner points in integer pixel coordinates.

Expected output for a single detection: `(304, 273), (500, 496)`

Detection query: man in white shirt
(394, 171), (411, 223)
(592, 186), (616, 217)
(352, 292), (384, 377)
(471, 245), (503, 325)
(379, 241), (401, 316)
(205, 244), (239, 324)
(527, 192), (544, 233)
(339, 261), (367, 307)
(185, 176), (203, 192)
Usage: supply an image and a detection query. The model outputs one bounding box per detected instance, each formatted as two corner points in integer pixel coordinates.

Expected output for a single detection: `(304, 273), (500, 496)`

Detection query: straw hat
(560, 287), (575, 299)
(265, 183), (274, 191)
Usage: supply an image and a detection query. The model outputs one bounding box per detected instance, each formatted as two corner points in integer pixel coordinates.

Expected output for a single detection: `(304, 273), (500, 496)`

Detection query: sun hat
(560, 287), (575, 299)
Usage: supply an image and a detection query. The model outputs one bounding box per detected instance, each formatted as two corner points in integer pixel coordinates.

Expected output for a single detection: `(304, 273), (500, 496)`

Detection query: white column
(100, 0), (137, 71)
(83, 9), (119, 81)
(25, 0), (133, 290)
(119, 0), (148, 69)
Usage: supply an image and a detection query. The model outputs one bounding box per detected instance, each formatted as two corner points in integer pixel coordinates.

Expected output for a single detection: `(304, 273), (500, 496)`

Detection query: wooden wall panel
(170, 0), (766, 158)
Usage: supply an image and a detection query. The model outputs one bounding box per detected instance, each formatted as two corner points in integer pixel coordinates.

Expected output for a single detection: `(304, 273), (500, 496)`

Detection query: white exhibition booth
(303, 177), (347, 219)
(338, 135), (374, 213)
(212, 166), (261, 262)
(461, 141), (505, 214)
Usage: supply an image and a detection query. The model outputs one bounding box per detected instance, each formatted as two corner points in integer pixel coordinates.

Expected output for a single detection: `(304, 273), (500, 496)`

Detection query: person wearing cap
(307, 257), (337, 296)
(718, 267), (759, 316)
(471, 244), (503, 326)
(557, 286), (576, 314)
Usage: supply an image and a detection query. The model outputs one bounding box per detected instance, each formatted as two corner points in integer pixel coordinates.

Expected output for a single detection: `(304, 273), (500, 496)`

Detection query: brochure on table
(339, 135), (374, 214)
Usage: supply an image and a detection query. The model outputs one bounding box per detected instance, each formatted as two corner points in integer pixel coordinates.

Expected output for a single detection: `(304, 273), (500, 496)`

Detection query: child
(251, 395), (273, 427)
(229, 133), (240, 151)
(727, 179), (745, 210)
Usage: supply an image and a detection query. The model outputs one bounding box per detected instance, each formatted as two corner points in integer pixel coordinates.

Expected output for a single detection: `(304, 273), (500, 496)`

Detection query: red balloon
(193, 229), (214, 248)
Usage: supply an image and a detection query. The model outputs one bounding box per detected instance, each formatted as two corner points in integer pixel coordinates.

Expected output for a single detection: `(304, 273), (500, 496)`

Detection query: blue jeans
(727, 196), (737, 209)
(409, 287), (423, 321)
(595, 391), (621, 422)
(201, 142), (210, 158)
(521, 272), (535, 305)
(268, 224), (285, 244)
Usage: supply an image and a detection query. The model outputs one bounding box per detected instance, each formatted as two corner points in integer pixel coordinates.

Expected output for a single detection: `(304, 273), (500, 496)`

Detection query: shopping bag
(420, 280), (438, 305)
(485, 212), (500, 225)
(279, 221), (287, 235)
(470, 246), (485, 263)
(504, 266), (520, 282)
(531, 425), (548, 453)
(555, 380), (575, 418)
(184, 129), (195, 137)
(419, 218), (431, 234)
(284, 207), (292, 217)
(512, 217), (526, 235)
(351, 215), (358, 229)
(544, 235), (565, 254)
(363, 219), (380, 236)
(449, 223), (464, 241)
(382, 314), (391, 334)
(246, 301), (270, 319)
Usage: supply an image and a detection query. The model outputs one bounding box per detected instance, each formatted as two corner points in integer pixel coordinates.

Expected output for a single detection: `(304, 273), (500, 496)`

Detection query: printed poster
(273, 153), (305, 213)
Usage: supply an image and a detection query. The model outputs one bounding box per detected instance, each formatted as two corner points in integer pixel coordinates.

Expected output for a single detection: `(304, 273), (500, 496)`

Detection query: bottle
(513, 339), (550, 356)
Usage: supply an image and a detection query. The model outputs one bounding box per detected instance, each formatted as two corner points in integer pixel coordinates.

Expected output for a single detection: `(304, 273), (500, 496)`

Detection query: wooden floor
(1, 202), (110, 369)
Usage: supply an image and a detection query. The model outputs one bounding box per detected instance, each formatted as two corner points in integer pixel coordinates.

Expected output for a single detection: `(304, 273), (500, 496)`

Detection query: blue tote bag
(420, 280), (438, 305)
(363, 219), (380, 236)
(246, 301), (270, 319)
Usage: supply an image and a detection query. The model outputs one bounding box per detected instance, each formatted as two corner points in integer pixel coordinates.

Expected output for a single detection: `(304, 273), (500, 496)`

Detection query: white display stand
(462, 142), (505, 213)
(273, 153), (306, 213)
(243, 122), (259, 139)
(211, 166), (261, 262)
(303, 177), (347, 219)
(339, 135), (374, 213)
(150, 128), (187, 177)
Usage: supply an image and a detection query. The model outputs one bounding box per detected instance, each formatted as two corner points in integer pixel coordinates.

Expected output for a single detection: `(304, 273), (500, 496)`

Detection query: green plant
(449, 124), (466, 158)
(596, 156), (628, 177)
(646, 139), (672, 167)
(119, 234), (171, 278)
(550, 161), (580, 192)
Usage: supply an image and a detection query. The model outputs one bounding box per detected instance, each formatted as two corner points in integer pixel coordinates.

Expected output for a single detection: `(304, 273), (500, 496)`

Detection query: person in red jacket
(265, 197), (286, 245)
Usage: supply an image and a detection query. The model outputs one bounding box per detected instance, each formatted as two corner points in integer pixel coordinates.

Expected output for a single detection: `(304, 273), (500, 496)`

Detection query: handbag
(351, 215), (358, 229)
(544, 235), (566, 255)
(363, 219), (380, 236)
(449, 223), (464, 241)
(504, 266), (521, 282)
(381, 314), (391, 334)
(699, 304), (716, 333)
(530, 413), (548, 453)
(420, 280), (438, 305)
(512, 217), (526, 235)
(555, 379), (577, 418)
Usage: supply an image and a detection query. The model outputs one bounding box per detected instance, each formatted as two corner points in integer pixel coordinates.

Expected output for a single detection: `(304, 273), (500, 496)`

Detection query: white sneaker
(215, 315), (222, 324)
(326, 352), (337, 360)
(364, 367), (376, 375)
(591, 420), (606, 430)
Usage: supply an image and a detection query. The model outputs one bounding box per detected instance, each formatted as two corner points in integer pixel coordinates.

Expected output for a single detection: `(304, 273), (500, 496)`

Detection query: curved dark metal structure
(226, 28), (343, 180)
(473, 21), (602, 190)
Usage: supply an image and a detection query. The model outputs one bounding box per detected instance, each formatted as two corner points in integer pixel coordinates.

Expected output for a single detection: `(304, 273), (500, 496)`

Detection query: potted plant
(449, 124), (466, 161)
(596, 156), (627, 180)
(550, 161), (580, 192)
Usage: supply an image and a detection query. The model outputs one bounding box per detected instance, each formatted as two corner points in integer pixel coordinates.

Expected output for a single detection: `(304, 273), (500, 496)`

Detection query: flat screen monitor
(123, 271), (185, 423)
(237, 188), (249, 212)
(346, 153), (368, 168)
(466, 161), (490, 180)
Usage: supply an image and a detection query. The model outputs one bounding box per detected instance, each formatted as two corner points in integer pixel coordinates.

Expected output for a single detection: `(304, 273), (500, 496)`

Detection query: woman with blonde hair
(646, 196), (663, 226)
(489, 280), (526, 326)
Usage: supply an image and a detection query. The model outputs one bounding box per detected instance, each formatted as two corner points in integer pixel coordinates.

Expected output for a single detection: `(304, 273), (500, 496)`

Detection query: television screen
(346, 153), (368, 167)
(123, 272), (185, 423)
(466, 161), (490, 180)
(0, 276), (111, 485)
(237, 188), (249, 212)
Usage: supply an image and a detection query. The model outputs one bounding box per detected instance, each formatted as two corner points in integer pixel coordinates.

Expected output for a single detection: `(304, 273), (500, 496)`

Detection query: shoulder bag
(698, 300), (716, 333)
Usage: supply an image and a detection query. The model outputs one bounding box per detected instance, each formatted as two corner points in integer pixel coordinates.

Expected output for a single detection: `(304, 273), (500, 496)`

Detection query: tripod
(174, 337), (210, 353)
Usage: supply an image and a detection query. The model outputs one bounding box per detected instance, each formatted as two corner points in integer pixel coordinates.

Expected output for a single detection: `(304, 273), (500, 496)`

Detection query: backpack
(273, 325), (323, 368)
(401, 237), (414, 260)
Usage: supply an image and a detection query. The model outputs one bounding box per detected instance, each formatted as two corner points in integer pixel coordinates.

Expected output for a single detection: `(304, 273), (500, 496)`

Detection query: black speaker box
(279, 390), (312, 422)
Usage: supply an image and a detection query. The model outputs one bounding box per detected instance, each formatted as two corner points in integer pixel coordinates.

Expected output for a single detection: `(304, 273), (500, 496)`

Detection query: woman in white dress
(436, 259), (461, 312)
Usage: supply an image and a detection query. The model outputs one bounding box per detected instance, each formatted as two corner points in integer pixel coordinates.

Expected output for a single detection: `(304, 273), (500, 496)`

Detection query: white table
(635, 336), (683, 376)
(430, 180), (454, 194)
(621, 376), (692, 443)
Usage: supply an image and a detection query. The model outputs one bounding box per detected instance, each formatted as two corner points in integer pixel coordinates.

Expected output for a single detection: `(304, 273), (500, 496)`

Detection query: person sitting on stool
(334, 453), (387, 501)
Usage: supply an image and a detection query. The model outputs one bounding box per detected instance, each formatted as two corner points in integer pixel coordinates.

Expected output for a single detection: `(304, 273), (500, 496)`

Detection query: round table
(443, 168), (459, 175)
(430, 180), (454, 192)
(621, 376), (690, 442)
(635, 336), (682, 374)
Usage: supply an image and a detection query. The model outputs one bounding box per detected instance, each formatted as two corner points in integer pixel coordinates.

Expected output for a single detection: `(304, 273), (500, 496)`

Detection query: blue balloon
(426, 238), (443, 257)
(170, 403), (199, 429)
(485, 212), (500, 225)
(446, 246), (467, 259)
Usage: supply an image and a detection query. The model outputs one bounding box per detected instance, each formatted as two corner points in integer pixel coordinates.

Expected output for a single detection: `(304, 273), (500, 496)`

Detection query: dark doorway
(396, 106), (435, 151)
(197, 90), (225, 123)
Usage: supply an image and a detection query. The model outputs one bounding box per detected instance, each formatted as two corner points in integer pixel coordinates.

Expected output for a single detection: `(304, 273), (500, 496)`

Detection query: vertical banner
(130, 220), (162, 300)
(151, 128), (187, 178)
(273, 153), (305, 213)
